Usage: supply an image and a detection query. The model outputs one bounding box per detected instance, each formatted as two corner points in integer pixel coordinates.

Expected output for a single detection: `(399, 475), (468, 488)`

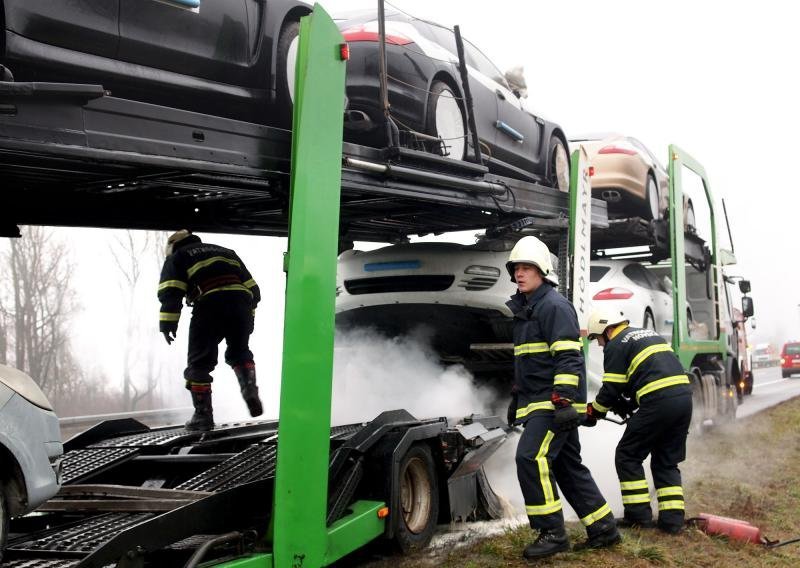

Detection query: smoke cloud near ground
(331, 327), (497, 424)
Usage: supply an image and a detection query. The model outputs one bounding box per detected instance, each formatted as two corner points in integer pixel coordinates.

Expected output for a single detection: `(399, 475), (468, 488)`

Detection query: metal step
(61, 447), (140, 485)
(174, 443), (278, 492)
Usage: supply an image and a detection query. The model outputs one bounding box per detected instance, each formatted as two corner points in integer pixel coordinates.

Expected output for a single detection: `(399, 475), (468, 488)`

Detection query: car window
(463, 40), (507, 86)
(785, 343), (800, 355)
(622, 264), (651, 288)
(424, 23), (458, 55)
(590, 266), (610, 282)
(642, 267), (666, 292)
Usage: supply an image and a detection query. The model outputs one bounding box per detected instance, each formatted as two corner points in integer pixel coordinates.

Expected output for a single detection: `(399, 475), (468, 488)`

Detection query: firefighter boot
(522, 526), (570, 560)
(185, 388), (214, 431)
(234, 362), (263, 417)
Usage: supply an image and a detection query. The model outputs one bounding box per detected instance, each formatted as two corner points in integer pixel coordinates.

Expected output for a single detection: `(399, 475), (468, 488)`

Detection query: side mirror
(503, 66), (528, 99)
(738, 279), (751, 294)
(741, 296), (754, 319)
(750, 318), (756, 330)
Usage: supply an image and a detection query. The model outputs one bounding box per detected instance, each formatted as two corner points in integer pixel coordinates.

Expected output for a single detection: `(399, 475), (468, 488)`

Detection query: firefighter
(506, 236), (620, 559)
(585, 307), (693, 534)
(158, 230), (263, 431)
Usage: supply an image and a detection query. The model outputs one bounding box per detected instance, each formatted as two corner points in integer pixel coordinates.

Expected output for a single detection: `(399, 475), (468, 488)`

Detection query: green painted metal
(323, 500), (386, 565)
(667, 145), (728, 369)
(272, 4), (347, 568)
(211, 554), (274, 568)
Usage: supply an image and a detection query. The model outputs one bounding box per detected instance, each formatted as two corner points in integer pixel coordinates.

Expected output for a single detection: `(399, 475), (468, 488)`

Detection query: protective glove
(163, 330), (176, 345)
(584, 402), (606, 427)
(507, 393), (518, 427)
(551, 393), (580, 432)
(610, 397), (637, 420)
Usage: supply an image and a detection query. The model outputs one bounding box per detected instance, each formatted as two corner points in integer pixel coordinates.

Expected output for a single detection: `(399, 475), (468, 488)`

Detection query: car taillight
(592, 287), (634, 300)
(598, 145), (637, 156)
(340, 23), (413, 45)
(781, 357), (786, 365)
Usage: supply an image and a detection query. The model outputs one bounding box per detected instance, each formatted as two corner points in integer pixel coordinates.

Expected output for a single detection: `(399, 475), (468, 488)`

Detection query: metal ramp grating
(330, 423), (363, 441)
(1, 560), (81, 567)
(6, 513), (154, 554)
(60, 447), (140, 485)
(174, 443), (277, 492)
(88, 427), (195, 448)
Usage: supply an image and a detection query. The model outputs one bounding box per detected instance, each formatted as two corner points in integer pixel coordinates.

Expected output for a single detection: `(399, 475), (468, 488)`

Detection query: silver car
(0, 364), (63, 559)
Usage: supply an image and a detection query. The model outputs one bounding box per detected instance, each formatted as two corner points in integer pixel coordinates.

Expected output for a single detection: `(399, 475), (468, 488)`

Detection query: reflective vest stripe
(603, 372), (628, 384)
(242, 278), (257, 288)
(656, 486), (684, 498)
(580, 503), (612, 526)
(158, 279), (188, 292)
(592, 400), (610, 413)
(550, 340), (583, 352)
(526, 499), (563, 516)
(159, 312), (180, 322)
(627, 344), (673, 377)
(202, 284), (253, 298)
(514, 342), (550, 356)
(620, 479), (649, 491)
(536, 430), (557, 507)
(187, 256), (241, 277)
(622, 493), (651, 505)
(516, 401), (586, 419)
(554, 374), (579, 387)
(636, 374), (691, 402)
(658, 500), (685, 511)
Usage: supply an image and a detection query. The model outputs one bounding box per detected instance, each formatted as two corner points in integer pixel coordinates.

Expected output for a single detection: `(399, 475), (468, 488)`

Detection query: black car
(0, 0), (310, 126)
(337, 10), (570, 190)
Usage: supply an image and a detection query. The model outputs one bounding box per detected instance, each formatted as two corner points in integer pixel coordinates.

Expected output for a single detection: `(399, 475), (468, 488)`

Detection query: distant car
(590, 259), (674, 338)
(752, 343), (777, 369)
(780, 341), (800, 378)
(570, 134), (696, 229)
(1, 0), (312, 127)
(336, 10), (571, 190)
(0, 364), (63, 560)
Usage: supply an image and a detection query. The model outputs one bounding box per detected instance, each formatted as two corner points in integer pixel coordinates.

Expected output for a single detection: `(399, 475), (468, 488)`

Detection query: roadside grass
(342, 397), (800, 567)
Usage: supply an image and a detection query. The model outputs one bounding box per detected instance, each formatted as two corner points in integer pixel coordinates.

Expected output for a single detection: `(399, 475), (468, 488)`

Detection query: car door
(643, 267), (674, 337)
(118, 0), (252, 85)
(4, 0), (119, 58)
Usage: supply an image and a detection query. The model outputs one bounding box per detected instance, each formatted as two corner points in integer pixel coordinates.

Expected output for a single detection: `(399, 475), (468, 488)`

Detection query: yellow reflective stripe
(656, 486), (684, 498)
(658, 500), (685, 511)
(516, 400), (555, 418)
(627, 344), (673, 377)
(572, 403), (587, 413)
(202, 284), (253, 297)
(526, 499), (562, 516)
(620, 479), (649, 491)
(186, 256), (241, 277)
(622, 494), (651, 504)
(550, 340), (582, 352)
(603, 372), (628, 384)
(636, 374), (691, 403)
(185, 381), (211, 387)
(554, 373), (579, 387)
(592, 401), (610, 413)
(514, 342), (550, 356)
(535, 430), (556, 505)
(158, 280), (187, 292)
(242, 278), (257, 288)
(159, 312), (180, 322)
(580, 503), (612, 526)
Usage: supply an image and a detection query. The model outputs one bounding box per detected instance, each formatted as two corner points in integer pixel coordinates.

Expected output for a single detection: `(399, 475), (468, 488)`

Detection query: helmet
(164, 230), (193, 257)
(587, 308), (629, 340)
(505, 236), (558, 286)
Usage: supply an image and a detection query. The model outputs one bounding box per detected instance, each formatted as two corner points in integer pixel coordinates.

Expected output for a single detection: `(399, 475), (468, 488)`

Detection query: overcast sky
(16, 0), (799, 417)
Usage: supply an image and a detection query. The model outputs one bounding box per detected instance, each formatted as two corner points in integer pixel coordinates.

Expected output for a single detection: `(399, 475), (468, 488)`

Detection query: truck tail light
(592, 287), (634, 300)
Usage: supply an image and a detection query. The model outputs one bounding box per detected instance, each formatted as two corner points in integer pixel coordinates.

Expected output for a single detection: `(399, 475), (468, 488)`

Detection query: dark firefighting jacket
(593, 325), (690, 413)
(507, 283), (586, 421)
(157, 236), (260, 332)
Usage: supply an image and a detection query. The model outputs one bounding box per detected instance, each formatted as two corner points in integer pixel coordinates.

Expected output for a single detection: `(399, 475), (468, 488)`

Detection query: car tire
(643, 310), (655, 331)
(643, 173), (660, 220)
(548, 135), (570, 192)
(425, 80), (466, 160)
(0, 488), (7, 563)
(394, 443), (439, 554)
(783, 370), (791, 378)
(276, 19), (301, 128)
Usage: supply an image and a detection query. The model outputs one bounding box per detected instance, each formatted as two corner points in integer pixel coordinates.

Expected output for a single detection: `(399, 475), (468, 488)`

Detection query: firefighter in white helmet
(158, 230), (263, 431)
(585, 306), (692, 534)
(505, 236), (620, 559)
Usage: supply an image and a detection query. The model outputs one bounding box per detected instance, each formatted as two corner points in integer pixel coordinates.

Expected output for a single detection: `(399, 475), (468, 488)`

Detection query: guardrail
(59, 407), (191, 438)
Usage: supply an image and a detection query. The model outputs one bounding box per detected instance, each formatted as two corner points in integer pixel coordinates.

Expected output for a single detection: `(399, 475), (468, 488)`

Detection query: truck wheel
(426, 80), (466, 160)
(395, 443), (439, 553)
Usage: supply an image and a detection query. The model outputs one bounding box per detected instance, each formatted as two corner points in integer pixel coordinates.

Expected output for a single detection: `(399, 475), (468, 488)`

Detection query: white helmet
(164, 229), (193, 257)
(587, 308), (629, 340)
(505, 236), (558, 286)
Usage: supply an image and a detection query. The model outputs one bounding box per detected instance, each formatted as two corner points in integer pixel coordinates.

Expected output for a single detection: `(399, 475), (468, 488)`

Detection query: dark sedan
(0, 0), (311, 126)
(337, 10), (570, 190)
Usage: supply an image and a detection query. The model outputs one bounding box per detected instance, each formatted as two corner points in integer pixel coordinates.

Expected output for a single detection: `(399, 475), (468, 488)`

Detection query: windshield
(785, 344), (800, 355)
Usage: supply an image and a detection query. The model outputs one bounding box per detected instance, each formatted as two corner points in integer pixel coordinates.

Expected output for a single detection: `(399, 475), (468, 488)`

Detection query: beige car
(570, 135), (695, 228)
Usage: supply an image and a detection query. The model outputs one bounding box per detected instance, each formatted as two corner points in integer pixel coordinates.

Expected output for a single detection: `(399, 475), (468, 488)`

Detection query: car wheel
(684, 199), (697, 234)
(276, 19), (301, 128)
(0, 487), (7, 563)
(643, 173), (660, 220)
(425, 80), (466, 160)
(643, 310), (655, 331)
(549, 136), (570, 192)
(394, 443), (439, 553)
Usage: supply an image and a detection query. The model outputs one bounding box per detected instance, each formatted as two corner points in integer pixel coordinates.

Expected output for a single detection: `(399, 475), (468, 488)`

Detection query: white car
(590, 259), (674, 338)
(336, 242), (519, 356)
(0, 364), (63, 560)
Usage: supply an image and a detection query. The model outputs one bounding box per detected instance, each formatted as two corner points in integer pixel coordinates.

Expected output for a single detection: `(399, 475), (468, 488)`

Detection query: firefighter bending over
(506, 236), (620, 560)
(585, 308), (692, 534)
(158, 230), (263, 431)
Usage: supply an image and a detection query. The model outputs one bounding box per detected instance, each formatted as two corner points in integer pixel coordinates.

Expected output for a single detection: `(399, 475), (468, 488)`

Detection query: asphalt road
(738, 365), (800, 418)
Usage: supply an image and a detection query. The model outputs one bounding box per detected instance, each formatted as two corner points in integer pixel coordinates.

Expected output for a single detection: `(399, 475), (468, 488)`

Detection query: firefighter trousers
(516, 412), (614, 536)
(184, 293), (255, 385)
(615, 390), (692, 529)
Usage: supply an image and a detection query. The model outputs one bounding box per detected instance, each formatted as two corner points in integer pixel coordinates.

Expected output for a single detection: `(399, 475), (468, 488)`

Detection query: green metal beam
(211, 554), (274, 568)
(324, 500), (387, 565)
(272, 4), (347, 568)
